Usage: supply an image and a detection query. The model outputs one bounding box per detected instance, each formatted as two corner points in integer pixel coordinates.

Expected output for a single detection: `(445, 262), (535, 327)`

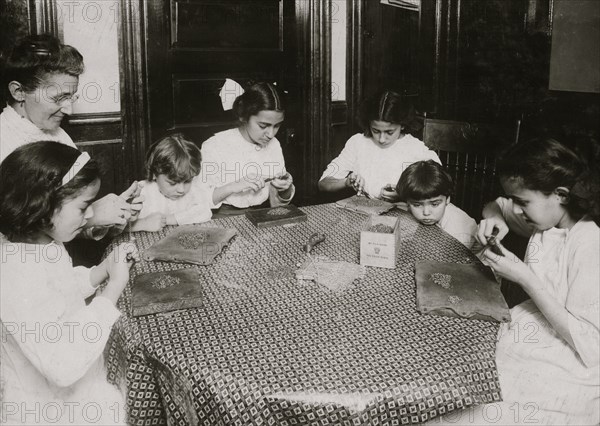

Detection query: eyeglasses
(49, 93), (80, 105)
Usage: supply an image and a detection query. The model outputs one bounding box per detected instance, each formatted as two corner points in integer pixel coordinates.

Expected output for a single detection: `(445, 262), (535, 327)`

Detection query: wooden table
(105, 204), (502, 425)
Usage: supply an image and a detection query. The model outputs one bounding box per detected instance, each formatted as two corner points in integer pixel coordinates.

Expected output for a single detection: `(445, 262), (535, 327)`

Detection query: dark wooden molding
(32, 0), (59, 36)
(348, 0), (362, 132)
(119, 0), (150, 184)
(75, 139), (122, 147)
(331, 101), (347, 126)
(296, 0), (331, 203)
(62, 113), (122, 143)
(418, 0), (461, 118)
(68, 112), (122, 125)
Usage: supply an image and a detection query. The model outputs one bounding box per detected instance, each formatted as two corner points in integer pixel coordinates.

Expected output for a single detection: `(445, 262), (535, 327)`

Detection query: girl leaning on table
(200, 82), (295, 217)
(129, 133), (215, 232)
(318, 90), (441, 200)
(433, 137), (600, 425)
(396, 160), (481, 251)
(0, 142), (138, 425)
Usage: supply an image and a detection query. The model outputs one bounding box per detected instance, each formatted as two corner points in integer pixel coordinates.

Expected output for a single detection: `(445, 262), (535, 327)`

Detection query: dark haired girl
(201, 82), (294, 216)
(439, 138), (600, 425)
(318, 90), (440, 199)
(0, 142), (137, 425)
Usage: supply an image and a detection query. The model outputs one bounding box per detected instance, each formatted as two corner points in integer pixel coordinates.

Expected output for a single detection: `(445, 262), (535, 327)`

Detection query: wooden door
(144, 0), (303, 188)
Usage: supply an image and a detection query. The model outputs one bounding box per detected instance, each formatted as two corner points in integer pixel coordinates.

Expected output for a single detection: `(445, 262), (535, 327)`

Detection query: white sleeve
(319, 136), (358, 181)
(425, 148), (442, 165)
(565, 231), (600, 368)
(200, 138), (223, 190)
(137, 182), (159, 220)
(174, 179), (215, 224)
(0, 263), (121, 388)
(73, 265), (98, 298)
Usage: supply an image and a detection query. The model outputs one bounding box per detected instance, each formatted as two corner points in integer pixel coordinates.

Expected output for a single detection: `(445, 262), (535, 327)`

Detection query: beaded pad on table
(131, 268), (203, 317)
(415, 260), (511, 323)
(106, 204), (501, 425)
(335, 195), (395, 215)
(142, 225), (237, 265)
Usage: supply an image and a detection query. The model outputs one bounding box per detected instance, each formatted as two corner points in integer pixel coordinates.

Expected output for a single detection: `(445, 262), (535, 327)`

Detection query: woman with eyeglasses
(1, 34), (142, 242)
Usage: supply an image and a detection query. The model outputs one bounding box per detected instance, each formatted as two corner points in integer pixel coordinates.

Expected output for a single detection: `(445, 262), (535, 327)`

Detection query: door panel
(146, 0), (299, 149)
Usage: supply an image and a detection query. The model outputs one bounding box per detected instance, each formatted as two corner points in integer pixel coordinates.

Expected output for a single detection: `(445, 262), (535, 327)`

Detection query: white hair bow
(219, 78), (245, 111)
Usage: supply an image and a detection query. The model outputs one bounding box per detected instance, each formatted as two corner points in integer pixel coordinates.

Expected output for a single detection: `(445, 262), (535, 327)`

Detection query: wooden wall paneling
(0, 0), (32, 57)
(33, 0), (58, 35)
(362, 1), (420, 99)
(320, 0), (363, 204)
(20, 0), (129, 194)
(418, 0), (460, 118)
(348, 0), (362, 134)
(296, 0), (331, 205)
(77, 140), (125, 198)
(119, 0), (150, 185)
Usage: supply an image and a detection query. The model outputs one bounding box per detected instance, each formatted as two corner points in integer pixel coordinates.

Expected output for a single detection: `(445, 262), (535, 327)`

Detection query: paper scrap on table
(295, 256), (366, 292)
(268, 391), (381, 412)
(219, 78), (245, 111)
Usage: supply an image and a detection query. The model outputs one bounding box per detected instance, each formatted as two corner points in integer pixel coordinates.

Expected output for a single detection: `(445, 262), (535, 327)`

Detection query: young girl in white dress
(318, 90), (440, 200)
(130, 133), (214, 232)
(201, 82), (295, 216)
(432, 138), (599, 425)
(0, 141), (138, 425)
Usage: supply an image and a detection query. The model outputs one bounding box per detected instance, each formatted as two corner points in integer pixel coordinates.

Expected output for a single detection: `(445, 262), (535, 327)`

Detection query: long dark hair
(498, 137), (600, 225)
(358, 90), (417, 137)
(0, 142), (100, 241)
(232, 82), (284, 122)
(2, 33), (84, 104)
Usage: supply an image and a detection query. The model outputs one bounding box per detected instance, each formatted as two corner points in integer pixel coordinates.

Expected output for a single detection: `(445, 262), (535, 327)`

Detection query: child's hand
(481, 241), (534, 285)
(121, 181), (144, 220)
(477, 217), (509, 246)
(101, 242), (138, 303)
(380, 184), (399, 202)
(139, 213), (166, 232)
(270, 173), (293, 191)
(127, 195), (145, 221)
(88, 194), (132, 227)
(230, 178), (265, 194)
(345, 172), (366, 193)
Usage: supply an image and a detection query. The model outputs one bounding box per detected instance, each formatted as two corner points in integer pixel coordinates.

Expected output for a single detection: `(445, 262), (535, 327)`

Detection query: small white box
(360, 216), (401, 269)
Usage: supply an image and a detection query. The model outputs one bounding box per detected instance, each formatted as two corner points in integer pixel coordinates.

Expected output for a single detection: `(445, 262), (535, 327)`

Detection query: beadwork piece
(131, 268), (202, 317)
(246, 204), (307, 228)
(150, 275), (181, 289)
(431, 272), (453, 289)
(448, 295), (462, 304)
(416, 260), (510, 323)
(266, 207), (290, 216)
(143, 225), (237, 265)
(335, 195), (395, 215)
(367, 223), (395, 233)
(177, 232), (207, 249)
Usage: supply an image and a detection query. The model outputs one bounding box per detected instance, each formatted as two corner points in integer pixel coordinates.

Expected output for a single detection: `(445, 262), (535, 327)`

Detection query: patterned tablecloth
(105, 204), (502, 425)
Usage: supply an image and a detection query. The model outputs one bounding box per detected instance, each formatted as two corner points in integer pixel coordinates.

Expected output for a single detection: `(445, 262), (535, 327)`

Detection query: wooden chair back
(422, 118), (520, 220)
